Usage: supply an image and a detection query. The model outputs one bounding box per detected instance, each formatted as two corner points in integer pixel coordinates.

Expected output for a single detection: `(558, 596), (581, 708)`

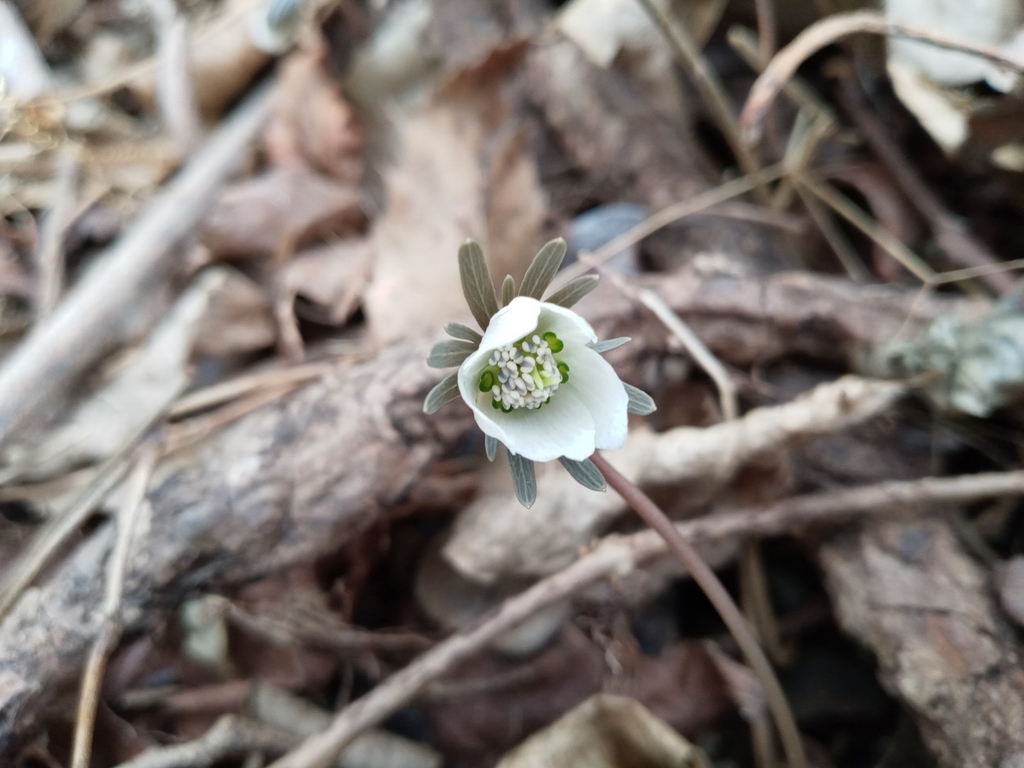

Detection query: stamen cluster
(480, 332), (569, 412)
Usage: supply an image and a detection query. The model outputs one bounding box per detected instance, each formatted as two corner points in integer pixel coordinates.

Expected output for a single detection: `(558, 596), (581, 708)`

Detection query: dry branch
(0, 268), (982, 754)
(0, 81), (273, 448)
(444, 376), (905, 584)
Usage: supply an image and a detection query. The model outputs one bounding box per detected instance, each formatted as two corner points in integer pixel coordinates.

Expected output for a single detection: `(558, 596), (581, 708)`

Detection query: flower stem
(590, 451), (807, 768)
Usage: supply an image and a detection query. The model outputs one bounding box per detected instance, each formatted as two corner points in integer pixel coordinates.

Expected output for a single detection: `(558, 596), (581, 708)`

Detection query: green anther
(479, 366), (499, 392)
(557, 361), (570, 382)
(542, 331), (564, 353)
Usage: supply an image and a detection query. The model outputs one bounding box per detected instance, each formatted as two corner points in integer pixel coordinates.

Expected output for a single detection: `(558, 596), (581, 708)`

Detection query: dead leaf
(282, 239), (373, 326)
(201, 167), (366, 261)
(192, 268), (276, 357)
(362, 101), (488, 343)
(264, 43), (365, 182)
(496, 693), (711, 768)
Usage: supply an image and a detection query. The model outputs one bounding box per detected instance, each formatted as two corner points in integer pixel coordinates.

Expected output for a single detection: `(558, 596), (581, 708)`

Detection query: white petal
(493, 387), (596, 462)
(479, 297), (541, 351)
(560, 344), (629, 450)
(459, 351), (596, 462)
(536, 302), (598, 346)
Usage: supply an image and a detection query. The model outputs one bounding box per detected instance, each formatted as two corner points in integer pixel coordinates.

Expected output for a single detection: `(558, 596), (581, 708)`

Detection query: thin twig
(753, 0), (777, 68)
(795, 184), (870, 280)
(152, 2), (204, 157)
(71, 443), (159, 768)
(34, 147), (80, 319)
(740, 10), (1024, 138)
(637, 290), (739, 421)
(114, 715), (296, 768)
(554, 163), (788, 287)
(590, 452), (807, 768)
(837, 80), (1014, 295)
(579, 254), (738, 420)
(634, 0), (769, 202)
(265, 468), (1024, 768)
(797, 173), (935, 283)
(167, 361), (335, 419)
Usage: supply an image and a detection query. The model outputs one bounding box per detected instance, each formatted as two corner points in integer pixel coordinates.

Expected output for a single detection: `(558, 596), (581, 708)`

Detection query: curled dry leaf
(282, 240), (373, 326)
(496, 693), (710, 768)
(201, 167), (366, 260)
(264, 44), (365, 182)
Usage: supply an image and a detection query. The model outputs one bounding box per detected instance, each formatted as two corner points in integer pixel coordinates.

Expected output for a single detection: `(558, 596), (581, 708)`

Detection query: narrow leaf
(590, 336), (631, 354)
(558, 457), (606, 492)
(428, 339), (476, 368)
(458, 239), (499, 330)
(624, 383), (657, 415)
(423, 373), (460, 414)
(519, 238), (567, 299)
(501, 274), (516, 307)
(545, 274), (600, 308)
(507, 451), (537, 507)
(485, 435), (498, 461)
(445, 322), (482, 345)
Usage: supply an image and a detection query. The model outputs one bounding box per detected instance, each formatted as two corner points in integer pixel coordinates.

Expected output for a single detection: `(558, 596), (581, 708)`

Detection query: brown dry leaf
(192, 268), (276, 357)
(201, 167), (366, 260)
(496, 693), (711, 768)
(282, 239), (373, 326)
(362, 101), (487, 342)
(264, 43), (364, 182)
(364, 41), (546, 343)
(483, 124), (550, 287)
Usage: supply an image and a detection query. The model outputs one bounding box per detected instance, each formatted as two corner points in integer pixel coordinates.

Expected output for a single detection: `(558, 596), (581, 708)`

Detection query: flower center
(479, 332), (570, 412)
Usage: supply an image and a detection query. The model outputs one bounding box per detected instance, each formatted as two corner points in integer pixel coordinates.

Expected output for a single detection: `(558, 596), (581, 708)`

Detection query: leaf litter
(1, 1), (1024, 767)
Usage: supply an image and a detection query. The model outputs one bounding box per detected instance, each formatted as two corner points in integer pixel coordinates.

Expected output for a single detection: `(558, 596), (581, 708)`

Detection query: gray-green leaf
(459, 239), (499, 330)
(519, 238), (567, 300)
(423, 373), (460, 414)
(624, 383), (657, 415)
(507, 451), (537, 507)
(485, 435), (498, 461)
(545, 274), (599, 308)
(558, 457), (606, 491)
(428, 339), (477, 368)
(590, 336), (631, 354)
(501, 275), (515, 307)
(445, 322), (482, 345)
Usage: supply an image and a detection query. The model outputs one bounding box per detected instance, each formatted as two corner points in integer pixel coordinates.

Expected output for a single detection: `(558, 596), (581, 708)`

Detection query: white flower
(423, 238), (655, 506)
(457, 296), (629, 462)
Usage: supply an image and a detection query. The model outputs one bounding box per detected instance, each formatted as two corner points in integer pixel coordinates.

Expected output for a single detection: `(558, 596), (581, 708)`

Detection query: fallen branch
(0, 80), (274, 447)
(266, 470), (1024, 768)
(444, 376), (905, 584)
